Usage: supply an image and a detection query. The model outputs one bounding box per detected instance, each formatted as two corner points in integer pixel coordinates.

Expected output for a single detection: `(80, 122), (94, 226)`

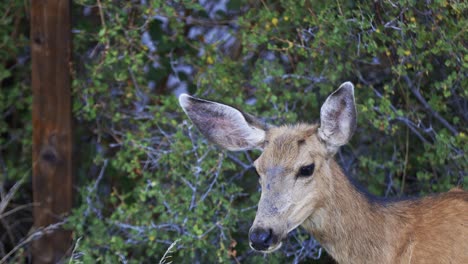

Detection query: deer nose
(249, 228), (273, 251)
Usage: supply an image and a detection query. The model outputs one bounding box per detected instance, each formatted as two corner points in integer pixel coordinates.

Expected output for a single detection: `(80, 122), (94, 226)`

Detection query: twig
(403, 76), (458, 136)
(394, 117), (430, 144)
(96, 0), (106, 28)
(281, 74), (326, 83)
(199, 154), (224, 203)
(357, 73), (430, 144)
(0, 203), (36, 219)
(159, 239), (180, 264)
(68, 237), (82, 264)
(0, 221), (66, 264)
(0, 176), (25, 216)
(84, 160), (108, 218)
(227, 153), (250, 170)
(400, 126), (409, 195)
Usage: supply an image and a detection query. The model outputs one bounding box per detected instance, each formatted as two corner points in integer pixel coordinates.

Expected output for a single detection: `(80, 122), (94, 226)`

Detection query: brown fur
(179, 87), (468, 263)
(258, 124), (468, 264)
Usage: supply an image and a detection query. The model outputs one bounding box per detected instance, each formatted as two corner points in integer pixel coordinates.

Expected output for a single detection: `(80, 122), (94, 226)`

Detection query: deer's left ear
(318, 82), (357, 155)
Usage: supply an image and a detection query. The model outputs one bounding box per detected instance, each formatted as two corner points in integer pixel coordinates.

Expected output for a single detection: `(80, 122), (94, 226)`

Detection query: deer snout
(249, 228), (277, 251)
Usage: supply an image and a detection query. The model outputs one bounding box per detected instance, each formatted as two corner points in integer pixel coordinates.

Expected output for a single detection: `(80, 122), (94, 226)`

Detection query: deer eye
(298, 164), (315, 177)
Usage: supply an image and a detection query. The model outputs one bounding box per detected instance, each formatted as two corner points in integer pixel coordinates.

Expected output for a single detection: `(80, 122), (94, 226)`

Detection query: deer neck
(301, 159), (401, 263)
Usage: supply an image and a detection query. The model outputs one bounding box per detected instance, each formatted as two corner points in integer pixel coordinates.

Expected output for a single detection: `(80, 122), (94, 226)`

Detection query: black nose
(249, 228), (273, 251)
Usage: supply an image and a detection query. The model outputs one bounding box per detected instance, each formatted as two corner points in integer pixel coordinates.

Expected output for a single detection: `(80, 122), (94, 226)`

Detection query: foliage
(67, 0), (467, 263)
(1, 0), (466, 263)
(0, 1), (31, 182)
(0, 0), (32, 261)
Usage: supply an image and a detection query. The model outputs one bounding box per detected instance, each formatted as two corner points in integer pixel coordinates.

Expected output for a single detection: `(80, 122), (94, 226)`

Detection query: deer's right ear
(179, 94), (268, 151)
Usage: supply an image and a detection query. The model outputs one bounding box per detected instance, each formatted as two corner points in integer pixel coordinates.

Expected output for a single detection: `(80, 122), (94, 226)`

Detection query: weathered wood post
(31, 0), (73, 263)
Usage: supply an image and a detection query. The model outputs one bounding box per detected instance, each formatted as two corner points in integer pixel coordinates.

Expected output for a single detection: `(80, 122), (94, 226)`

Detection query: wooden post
(31, 0), (73, 263)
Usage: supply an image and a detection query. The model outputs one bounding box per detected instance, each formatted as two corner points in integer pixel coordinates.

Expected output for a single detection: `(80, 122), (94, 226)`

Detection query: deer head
(179, 82), (357, 253)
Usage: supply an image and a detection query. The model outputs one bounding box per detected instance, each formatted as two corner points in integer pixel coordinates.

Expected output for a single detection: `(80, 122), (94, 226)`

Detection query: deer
(178, 82), (468, 263)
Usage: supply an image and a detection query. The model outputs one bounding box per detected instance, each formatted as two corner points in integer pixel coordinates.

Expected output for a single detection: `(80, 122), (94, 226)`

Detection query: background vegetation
(1, 0), (466, 263)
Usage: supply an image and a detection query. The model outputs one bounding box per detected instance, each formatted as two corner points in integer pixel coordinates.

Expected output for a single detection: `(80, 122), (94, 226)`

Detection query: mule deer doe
(179, 82), (468, 263)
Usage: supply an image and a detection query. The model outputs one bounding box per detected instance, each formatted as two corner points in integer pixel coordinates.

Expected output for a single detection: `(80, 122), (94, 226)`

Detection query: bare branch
(159, 239), (180, 264)
(403, 76), (458, 136)
(0, 180), (23, 216)
(0, 221), (66, 264)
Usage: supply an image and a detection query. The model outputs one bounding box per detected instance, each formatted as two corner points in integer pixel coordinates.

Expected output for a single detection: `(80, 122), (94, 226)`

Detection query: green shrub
(0, 0), (32, 261)
(69, 0), (467, 262)
(0, 1), (31, 182)
(0, 0), (458, 263)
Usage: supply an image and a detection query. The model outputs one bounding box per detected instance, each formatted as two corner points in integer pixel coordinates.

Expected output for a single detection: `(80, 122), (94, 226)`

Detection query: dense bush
(1, 0), (466, 263)
(0, 0), (32, 260)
